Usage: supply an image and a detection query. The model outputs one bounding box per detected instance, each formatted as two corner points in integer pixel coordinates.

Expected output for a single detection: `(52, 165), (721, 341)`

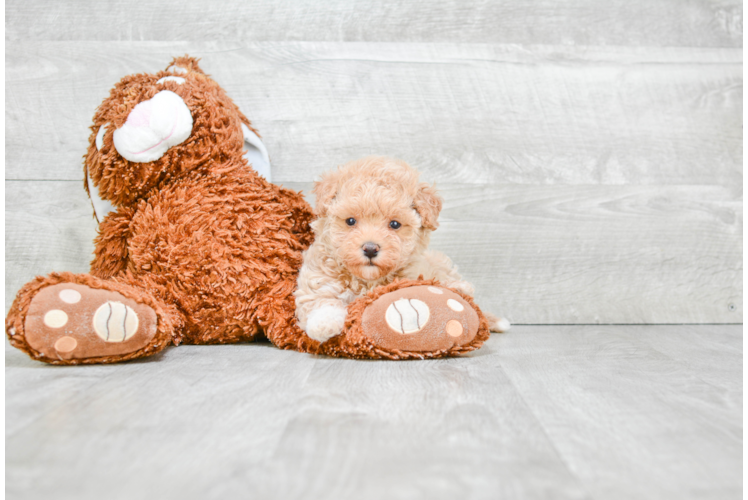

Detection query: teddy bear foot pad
(361, 285), (480, 353)
(24, 283), (159, 362)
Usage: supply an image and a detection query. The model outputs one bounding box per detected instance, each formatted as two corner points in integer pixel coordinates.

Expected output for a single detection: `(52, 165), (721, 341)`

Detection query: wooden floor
(5, 325), (742, 500)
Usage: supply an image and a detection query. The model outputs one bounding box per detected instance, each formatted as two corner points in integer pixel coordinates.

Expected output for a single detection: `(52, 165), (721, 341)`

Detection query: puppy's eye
(389, 220), (402, 230)
(345, 217), (356, 226)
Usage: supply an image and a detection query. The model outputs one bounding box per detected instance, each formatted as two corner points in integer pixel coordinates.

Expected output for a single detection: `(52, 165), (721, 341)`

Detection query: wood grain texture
(5, 0), (742, 47)
(6, 42), (742, 186)
(5, 181), (99, 313)
(735, 87), (748, 322)
(497, 325), (742, 500)
(6, 325), (742, 500)
(6, 181), (741, 324)
(435, 183), (742, 324)
(734, 187), (748, 324)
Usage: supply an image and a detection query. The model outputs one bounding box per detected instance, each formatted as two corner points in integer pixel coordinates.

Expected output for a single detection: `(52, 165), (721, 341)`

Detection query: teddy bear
(5, 56), (491, 364)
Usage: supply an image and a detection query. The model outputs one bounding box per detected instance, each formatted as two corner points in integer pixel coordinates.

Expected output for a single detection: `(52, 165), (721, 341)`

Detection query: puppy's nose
(362, 242), (379, 259)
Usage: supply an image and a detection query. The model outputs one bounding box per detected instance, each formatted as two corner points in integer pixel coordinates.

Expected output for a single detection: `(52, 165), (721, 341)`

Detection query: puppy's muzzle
(362, 242), (379, 259)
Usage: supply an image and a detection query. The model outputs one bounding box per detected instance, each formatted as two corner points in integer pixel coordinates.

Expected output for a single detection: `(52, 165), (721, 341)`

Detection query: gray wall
(5, 0), (742, 324)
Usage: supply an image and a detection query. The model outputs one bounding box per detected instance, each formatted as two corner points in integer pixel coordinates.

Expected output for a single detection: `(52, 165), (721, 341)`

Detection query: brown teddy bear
(5, 56), (490, 364)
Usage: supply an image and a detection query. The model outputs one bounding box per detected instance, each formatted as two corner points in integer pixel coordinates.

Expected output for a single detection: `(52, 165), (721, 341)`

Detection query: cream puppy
(294, 156), (509, 343)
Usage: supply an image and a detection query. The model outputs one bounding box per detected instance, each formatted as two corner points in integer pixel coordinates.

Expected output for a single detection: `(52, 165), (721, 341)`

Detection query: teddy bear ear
(165, 55), (205, 75)
(413, 182), (443, 230)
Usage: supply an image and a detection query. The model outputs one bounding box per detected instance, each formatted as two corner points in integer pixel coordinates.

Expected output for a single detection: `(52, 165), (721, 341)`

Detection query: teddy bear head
(84, 56), (268, 218)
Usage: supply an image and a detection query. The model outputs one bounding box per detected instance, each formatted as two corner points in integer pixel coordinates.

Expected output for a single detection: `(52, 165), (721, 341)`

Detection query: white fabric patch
(157, 76), (185, 85)
(59, 289), (82, 304)
(166, 65), (188, 74)
(241, 123), (272, 182)
(93, 301), (139, 342)
(113, 90), (193, 163)
(447, 299), (464, 312)
(385, 298), (430, 334)
(44, 310), (68, 328)
(95, 123), (108, 150)
(86, 168), (116, 223)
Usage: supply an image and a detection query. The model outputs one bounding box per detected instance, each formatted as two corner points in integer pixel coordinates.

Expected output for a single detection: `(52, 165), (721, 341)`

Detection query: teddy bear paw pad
(24, 284), (158, 361)
(361, 285), (480, 352)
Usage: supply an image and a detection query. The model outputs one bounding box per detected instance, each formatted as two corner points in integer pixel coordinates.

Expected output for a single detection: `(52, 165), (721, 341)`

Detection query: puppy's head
(312, 156), (442, 281)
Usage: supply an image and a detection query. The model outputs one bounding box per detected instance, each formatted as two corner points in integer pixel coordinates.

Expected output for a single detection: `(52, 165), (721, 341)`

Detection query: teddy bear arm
(90, 205), (136, 280)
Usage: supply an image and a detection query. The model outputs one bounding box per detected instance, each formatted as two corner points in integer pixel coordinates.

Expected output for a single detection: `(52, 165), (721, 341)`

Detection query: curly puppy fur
(295, 156), (509, 342)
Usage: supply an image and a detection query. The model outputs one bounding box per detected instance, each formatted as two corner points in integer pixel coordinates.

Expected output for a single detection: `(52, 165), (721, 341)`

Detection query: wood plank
(735, 98), (748, 324)
(5, 181), (99, 315)
(219, 354), (586, 500)
(6, 325), (742, 499)
(498, 325), (742, 500)
(5, 0), (742, 47)
(6, 42), (742, 186)
(4, 340), (325, 500)
(434, 183), (742, 324)
(734, 186), (748, 324)
(6, 181), (741, 324)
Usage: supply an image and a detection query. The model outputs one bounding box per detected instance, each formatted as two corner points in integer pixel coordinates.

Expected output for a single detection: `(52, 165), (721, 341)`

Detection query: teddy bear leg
(5, 272), (177, 365)
(322, 279), (491, 360)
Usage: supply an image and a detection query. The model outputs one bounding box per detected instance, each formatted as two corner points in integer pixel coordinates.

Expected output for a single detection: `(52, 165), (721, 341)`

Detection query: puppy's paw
(485, 312), (511, 333)
(305, 305), (348, 343)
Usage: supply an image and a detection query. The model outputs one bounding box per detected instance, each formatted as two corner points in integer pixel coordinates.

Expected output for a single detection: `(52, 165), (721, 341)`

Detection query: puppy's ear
(413, 182), (442, 230)
(313, 169), (341, 216)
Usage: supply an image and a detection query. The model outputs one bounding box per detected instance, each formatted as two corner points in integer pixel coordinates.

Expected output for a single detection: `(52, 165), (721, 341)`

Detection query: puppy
(294, 156), (510, 343)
